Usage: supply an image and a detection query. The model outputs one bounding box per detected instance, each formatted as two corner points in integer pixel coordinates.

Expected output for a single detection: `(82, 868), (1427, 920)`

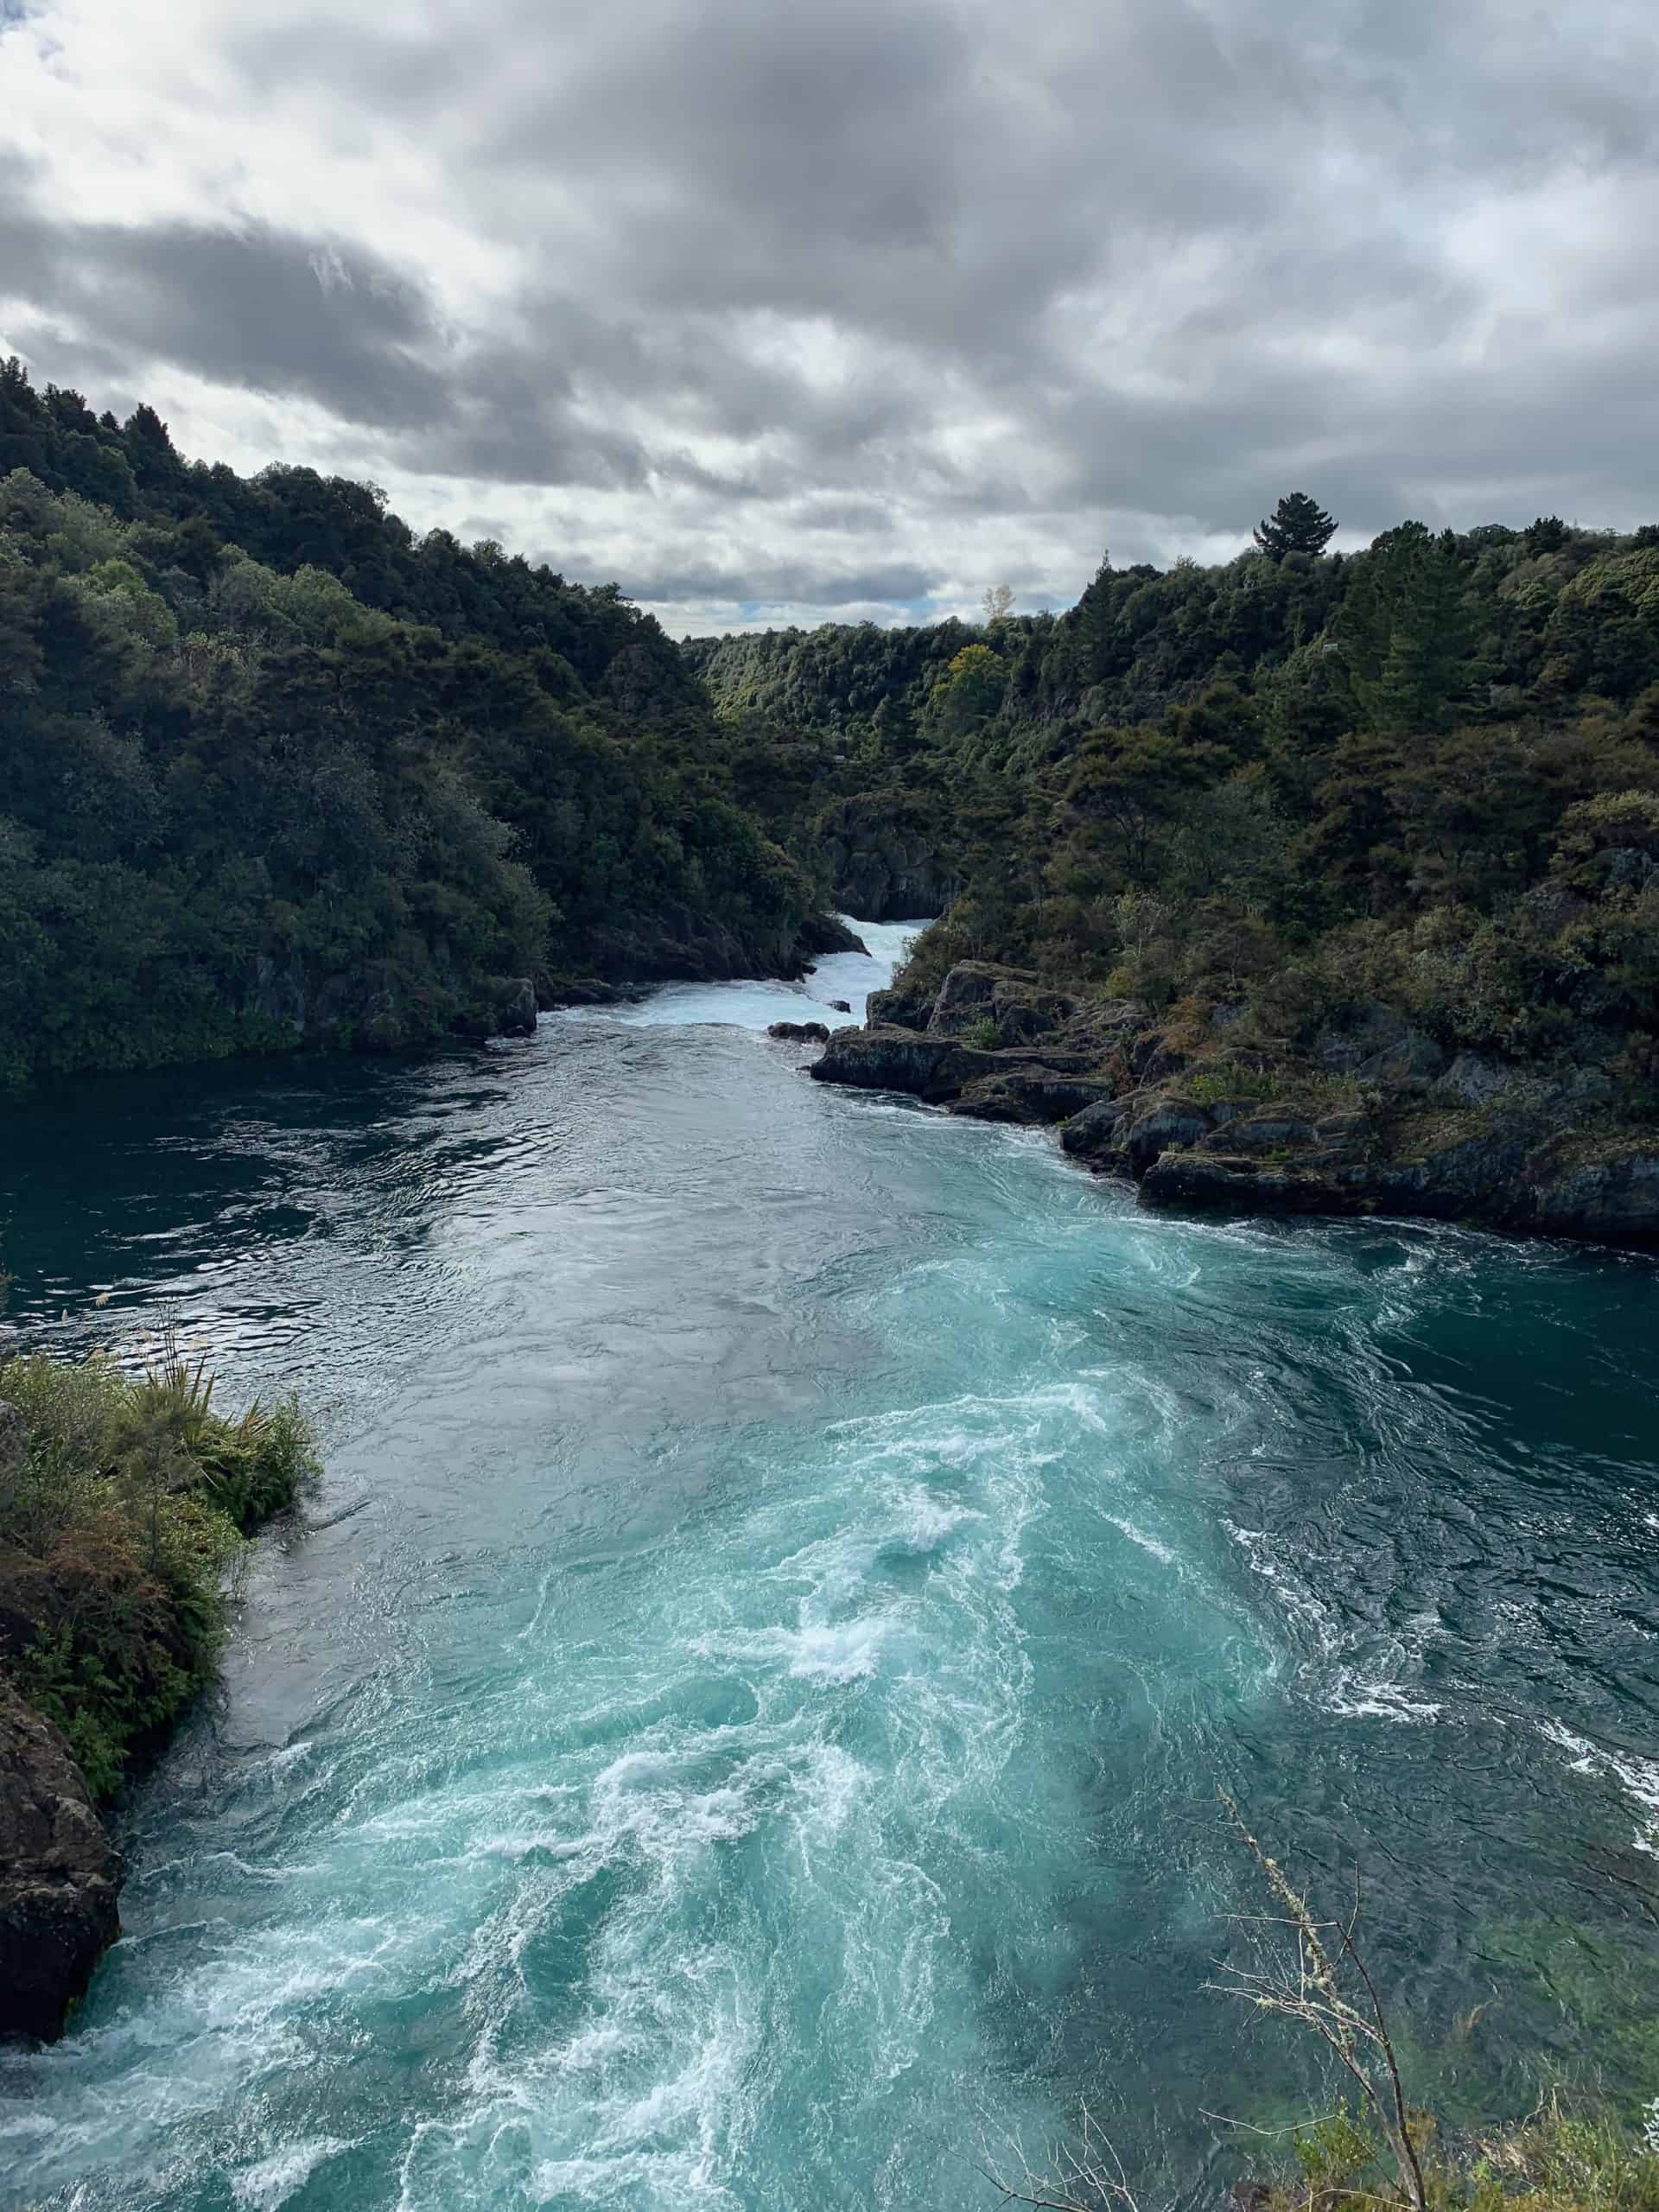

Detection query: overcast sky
(4, 0), (1659, 633)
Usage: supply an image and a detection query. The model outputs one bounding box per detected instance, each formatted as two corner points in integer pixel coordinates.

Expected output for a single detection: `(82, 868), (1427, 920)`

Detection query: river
(2, 925), (1656, 2211)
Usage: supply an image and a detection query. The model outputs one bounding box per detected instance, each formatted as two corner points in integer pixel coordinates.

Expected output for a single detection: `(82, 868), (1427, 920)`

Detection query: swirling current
(1, 922), (1656, 2211)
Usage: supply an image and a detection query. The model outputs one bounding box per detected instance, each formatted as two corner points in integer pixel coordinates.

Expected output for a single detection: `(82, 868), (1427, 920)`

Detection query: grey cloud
(0, 192), (448, 429)
(609, 559), (944, 608)
(0, 176), (654, 489)
(6, 0), (1659, 623)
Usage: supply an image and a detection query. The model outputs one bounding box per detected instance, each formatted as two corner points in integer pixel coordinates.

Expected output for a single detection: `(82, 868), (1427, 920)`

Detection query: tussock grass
(0, 1322), (320, 1794)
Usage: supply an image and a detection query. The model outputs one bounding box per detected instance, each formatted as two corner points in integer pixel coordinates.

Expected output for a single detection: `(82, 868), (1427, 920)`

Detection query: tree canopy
(0, 361), (823, 1096)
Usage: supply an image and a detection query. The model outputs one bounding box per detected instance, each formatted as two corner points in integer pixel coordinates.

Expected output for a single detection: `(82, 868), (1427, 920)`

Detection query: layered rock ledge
(809, 962), (1659, 1249)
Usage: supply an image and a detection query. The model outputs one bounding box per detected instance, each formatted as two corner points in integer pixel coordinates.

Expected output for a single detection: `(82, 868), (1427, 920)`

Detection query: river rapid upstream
(2, 923), (1657, 2212)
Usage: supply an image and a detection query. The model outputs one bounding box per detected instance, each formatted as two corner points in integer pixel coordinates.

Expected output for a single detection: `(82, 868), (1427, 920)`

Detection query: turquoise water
(2, 933), (1657, 2211)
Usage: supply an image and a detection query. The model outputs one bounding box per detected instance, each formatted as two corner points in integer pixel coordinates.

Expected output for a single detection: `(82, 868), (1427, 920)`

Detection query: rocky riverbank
(0, 1678), (123, 2044)
(810, 960), (1659, 1248)
(0, 1348), (321, 2044)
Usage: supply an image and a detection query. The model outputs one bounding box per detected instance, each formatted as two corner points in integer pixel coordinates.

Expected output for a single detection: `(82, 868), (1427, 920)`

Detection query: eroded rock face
(498, 978), (537, 1038)
(866, 982), (936, 1032)
(1529, 1154), (1659, 1242)
(809, 1025), (999, 1101)
(0, 1680), (123, 2044)
(794, 915), (869, 960)
(1124, 1097), (1213, 1175)
(926, 963), (1074, 1047)
(1058, 1090), (1211, 1173)
(1195, 1111), (1317, 1154)
(1058, 1096), (1135, 1166)
(1439, 1052), (1511, 1108)
(1317, 1002), (1444, 1084)
(949, 1073), (1118, 1126)
(1139, 1152), (1366, 1217)
(820, 798), (956, 922)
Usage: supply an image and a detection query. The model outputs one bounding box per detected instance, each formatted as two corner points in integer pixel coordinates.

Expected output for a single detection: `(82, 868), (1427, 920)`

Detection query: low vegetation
(0, 1325), (320, 1794)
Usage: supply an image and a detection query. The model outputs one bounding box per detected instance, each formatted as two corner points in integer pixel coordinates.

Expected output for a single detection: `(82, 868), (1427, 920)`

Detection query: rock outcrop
(949, 1072), (1117, 1124)
(453, 977), (538, 1041)
(794, 914), (869, 961)
(810, 1025), (1002, 1102)
(0, 1680), (123, 2044)
(1529, 1152), (1659, 1241)
(537, 976), (645, 1009)
(806, 957), (1659, 1249)
(497, 977), (537, 1038)
(818, 798), (957, 922)
(867, 982), (937, 1031)
(1316, 1002), (1446, 1084)
(926, 963), (1076, 1048)
(769, 1020), (831, 1043)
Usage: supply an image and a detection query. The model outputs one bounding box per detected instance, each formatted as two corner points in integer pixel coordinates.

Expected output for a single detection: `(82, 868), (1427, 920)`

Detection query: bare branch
(1212, 1790), (1427, 2212)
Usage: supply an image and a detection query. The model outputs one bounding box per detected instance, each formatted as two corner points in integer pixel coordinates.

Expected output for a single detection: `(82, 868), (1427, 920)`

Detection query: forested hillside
(0, 360), (826, 1096)
(693, 502), (1659, 1238)
(691, 508), (1659, 1075)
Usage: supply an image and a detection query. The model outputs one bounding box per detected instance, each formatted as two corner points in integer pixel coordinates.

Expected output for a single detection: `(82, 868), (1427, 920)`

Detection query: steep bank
(0, 1677), (122, 2044)
(810, 958), (1659, 1247)
(0, 361), (836, 1096)
(0, 1341), (320, 2041)
(682, 524), (1659, 1224)
(816, 793), (957, 922)
(543, 909), (865, 1007)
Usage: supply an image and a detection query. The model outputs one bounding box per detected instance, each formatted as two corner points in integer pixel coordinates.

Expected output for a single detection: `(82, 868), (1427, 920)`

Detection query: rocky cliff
(0, 1677), (123, 2043)
(817, 797), (957, 922)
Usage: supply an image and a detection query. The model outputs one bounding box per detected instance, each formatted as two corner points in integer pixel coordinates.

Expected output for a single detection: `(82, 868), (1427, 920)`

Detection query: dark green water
(1, 956), (1656, 2210)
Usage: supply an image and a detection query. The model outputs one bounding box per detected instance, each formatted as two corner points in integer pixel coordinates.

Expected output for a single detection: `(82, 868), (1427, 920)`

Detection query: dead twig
(1208, 1791), (1427, 2212)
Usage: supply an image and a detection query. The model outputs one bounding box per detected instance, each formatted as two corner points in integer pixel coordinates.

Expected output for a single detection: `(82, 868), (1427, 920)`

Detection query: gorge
(3, 370), (1659, 2210)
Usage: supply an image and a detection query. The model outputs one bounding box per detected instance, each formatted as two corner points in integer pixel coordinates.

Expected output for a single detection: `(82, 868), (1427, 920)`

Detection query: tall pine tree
(1254, 492), (1338, 560)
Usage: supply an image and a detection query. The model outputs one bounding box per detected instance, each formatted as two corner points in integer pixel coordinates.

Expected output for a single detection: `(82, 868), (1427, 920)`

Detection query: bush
(0, 1328), (320, 1794)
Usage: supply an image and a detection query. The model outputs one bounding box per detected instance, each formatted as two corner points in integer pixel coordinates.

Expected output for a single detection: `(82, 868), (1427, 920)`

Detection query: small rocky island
(810, 958), (1659, 1247)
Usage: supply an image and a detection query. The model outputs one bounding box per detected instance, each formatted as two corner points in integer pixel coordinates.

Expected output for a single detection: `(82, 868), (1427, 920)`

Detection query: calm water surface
(2, 924), (1656, 2210)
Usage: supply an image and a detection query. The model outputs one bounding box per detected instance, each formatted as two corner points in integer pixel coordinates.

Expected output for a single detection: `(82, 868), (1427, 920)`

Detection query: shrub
(0, 1327), (320, 1795)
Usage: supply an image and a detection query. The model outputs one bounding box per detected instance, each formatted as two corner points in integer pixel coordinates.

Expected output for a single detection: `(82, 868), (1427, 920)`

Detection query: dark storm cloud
(6, 0), (1659, 620)
(0, 191), (446, 428)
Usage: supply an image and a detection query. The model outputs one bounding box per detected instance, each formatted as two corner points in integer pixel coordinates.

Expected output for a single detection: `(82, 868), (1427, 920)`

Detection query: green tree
(1338, 523), (1471, 737)
(928, 641), (1007, 741)
(1254, 492), (1338, 561)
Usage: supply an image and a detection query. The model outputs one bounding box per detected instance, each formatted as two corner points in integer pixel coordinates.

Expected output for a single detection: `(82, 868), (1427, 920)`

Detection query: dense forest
(0, 359), (830, 1096)
(689, 501), (1659, 1123)
(6, 345), (1659, 1146)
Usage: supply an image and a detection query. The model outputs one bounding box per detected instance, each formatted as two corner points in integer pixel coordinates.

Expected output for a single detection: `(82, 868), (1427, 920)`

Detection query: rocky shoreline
(0, 1679), (123, 2044)
(807, 959), (1659, 1249)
